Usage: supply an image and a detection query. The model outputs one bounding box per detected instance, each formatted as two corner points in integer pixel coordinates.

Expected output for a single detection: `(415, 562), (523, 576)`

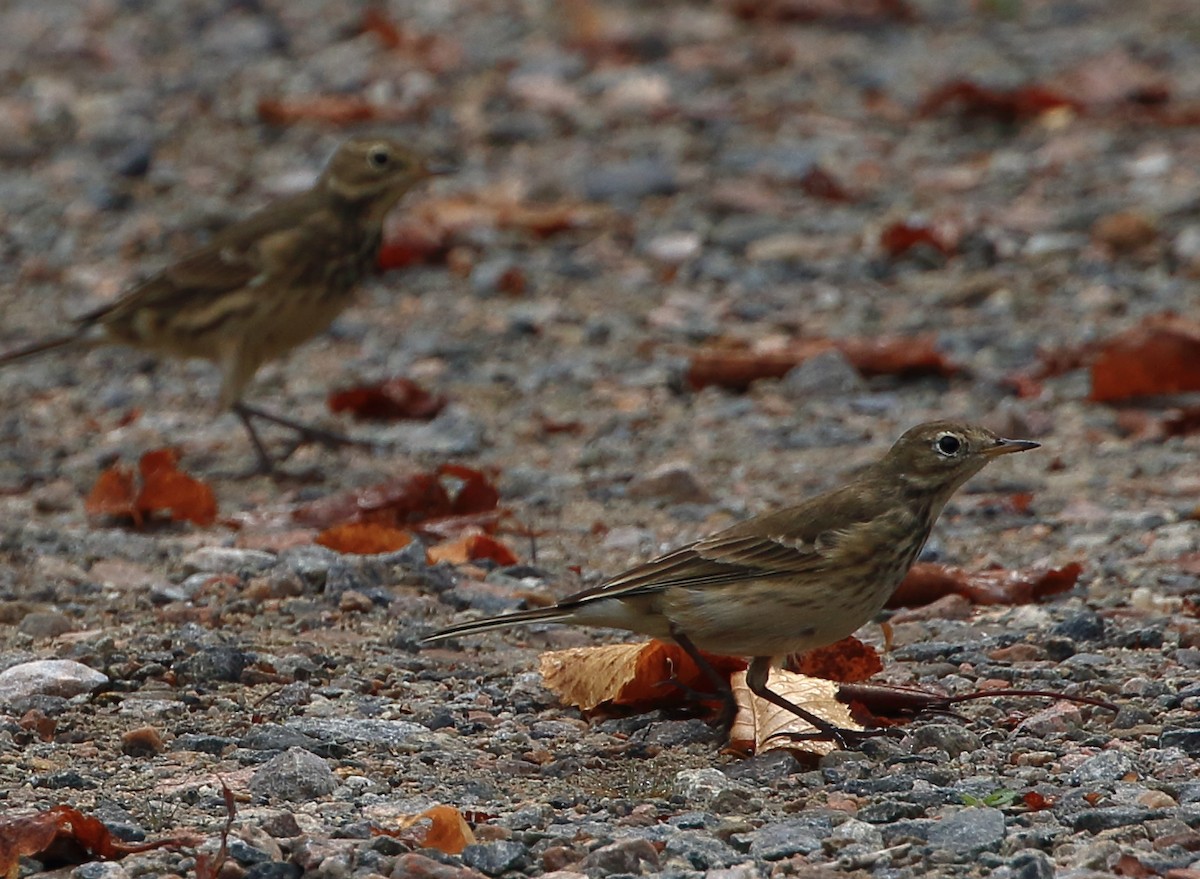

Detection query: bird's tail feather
(0, 333), (83, 366)
(423, 606), (574, 643)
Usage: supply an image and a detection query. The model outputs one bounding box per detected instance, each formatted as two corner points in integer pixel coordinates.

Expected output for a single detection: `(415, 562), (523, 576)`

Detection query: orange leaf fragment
(1089, 313), (1200, 402)
(839, 335), (958, 379)
(427, 531), (518, 566)
(84, 464), (138, 524)
(327, 377), (447, 422)
(136, 449), (217, 526)
(316, 522), (413, 555)
(799, 165), (853, 202)
(416, 805), (476, 855)
(888, 562), (1082, 608)
(0, 805), (196, 878)
(84, 450), (215, 527)
(539, 641), (745, 712)
(879, 221), (954, 258)
(728, 668), (861, 757)
(789, 636), (882, 684)
(257, 96), (379, 127)
(917, 79), (1083, 123)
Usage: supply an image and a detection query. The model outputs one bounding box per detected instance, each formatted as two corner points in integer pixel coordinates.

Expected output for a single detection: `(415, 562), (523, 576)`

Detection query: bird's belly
(660, 575), (899, 659)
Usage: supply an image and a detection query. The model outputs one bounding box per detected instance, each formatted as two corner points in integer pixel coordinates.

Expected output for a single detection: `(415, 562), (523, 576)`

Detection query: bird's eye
(367, 146), (391, 169)
(935, 434), (962, 457)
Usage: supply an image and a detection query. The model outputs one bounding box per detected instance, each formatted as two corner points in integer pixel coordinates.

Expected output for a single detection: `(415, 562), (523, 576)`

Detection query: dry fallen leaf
(327, 377), (447, 422)
(728, 668), (862, 757)
(383, 805), (476, 855)
(1089, 313), (1200, 402)
(539, 641), (744, 712)
(788, 636), (882, 683)
(84, 450), (216, 528)
(888, 561), (1082, 608)
(427, 530), (518, 566)
(315, 522), (413, 555)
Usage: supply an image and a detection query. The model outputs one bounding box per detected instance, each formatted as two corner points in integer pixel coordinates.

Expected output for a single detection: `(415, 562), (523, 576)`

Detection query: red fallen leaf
(427, 530), (519, 566)
(84, 465), (138, 524)
(723, 0), (916, 25)
(257, 96), (378, 127)
(888, 562), (1082, 608)
(316, 522), (414, 555)
(361, 6), (405, 48)
(787, 636), (882, 683)
(293, 465), (501, 530)
(1089, 313), (1200, 402)
(327, 377), (447, 422)
(136, 449), (217, 527)
(377, 223), (449, 269)
(0, 805), (197, 877)
(799, 166), (853, 202)
(1022, 791), (1053, 811)
(1113, 853), (1154, 878)
(839, 336), (958, 379)
(685, 335), (957, 391)
(1164, 406), (1200, 437)
(441, 463), (501, 516)
(879, 221), (954, 259)
(917, 79), (1084, 124)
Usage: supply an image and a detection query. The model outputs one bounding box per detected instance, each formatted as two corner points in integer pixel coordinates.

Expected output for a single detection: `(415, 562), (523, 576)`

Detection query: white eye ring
(367, 146), (391, 168)
(934, 433), (962, 457)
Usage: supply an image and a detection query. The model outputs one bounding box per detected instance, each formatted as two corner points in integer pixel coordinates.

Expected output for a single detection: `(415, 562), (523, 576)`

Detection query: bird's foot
(233, 402), (379, 475)
(767, 723), (904, 750)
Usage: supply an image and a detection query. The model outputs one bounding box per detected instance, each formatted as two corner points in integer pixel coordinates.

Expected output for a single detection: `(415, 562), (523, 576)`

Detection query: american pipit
(424, 420), (1039, 746)
(0, 137), (442, 472)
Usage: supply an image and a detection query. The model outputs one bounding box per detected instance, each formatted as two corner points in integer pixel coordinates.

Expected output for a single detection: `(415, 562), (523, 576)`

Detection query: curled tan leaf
(728, 668), (863, 757)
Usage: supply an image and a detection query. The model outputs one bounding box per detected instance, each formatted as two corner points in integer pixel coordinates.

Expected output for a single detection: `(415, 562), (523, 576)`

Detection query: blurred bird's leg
(232, 401), (376, 474)
(670, 628), (739, 728)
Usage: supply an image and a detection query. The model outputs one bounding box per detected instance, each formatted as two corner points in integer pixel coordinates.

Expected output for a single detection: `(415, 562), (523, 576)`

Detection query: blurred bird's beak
(423, 157), (458, 177)
(984, 437), (1040, 456)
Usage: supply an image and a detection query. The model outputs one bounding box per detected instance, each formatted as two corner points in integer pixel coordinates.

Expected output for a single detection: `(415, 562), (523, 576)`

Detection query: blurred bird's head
(321, 137), (443, 220)
(881, 420), (1039, 503)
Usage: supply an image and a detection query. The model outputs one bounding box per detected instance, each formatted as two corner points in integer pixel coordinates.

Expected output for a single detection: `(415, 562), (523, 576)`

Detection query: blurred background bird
(0, 136), (444, 473)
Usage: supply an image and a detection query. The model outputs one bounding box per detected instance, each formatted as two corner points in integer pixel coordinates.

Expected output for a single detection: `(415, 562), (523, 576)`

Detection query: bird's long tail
(422, 605), (575, 643)
(0, 333), (83, 366)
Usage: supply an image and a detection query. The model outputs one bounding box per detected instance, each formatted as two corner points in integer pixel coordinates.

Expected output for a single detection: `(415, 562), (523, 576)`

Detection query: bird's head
(882, 420), (1039, 502)
(320, 137), (446, 219)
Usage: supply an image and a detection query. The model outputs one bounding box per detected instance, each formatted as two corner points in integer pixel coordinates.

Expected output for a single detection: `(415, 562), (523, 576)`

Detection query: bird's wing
(77, 192), (321, 329)
(562, 482), (891, 605)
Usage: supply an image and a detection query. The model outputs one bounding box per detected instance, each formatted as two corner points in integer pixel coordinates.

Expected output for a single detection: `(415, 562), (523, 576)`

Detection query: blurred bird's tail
(0, 333), (83, 366)
(422, 606), (574, 643)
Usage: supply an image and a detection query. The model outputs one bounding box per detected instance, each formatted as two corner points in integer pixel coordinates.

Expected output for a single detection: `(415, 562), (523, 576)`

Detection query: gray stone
(391, 407), (484, 456)
(175, 646), (251, 683)
(1006, 851), (1055, 879)
(17, 610), (73, 639)
(579, 838), (659, 876)
(1069, 751), (1134, 785)
(249, 747), (338, 802)
(672, 768), (748, 808)
(182, 546), (278, 574)
(662, 831), (740, 870)
(825, 818), (883, 851)
(0, 659), (108, 706)
(746, 817), (831, 859)
(461, 841), (529, 876)
(244, 864), (301, 879)
(1051, 611), (1104, 642)
(1071, 807), (1152, 833)
(907, 723), (983, 757)
(73, 863), (131, 879)
(723, 750), (801, 784)
(782, 349), (865, 398)
(626, 461), (711, 504)
(581, 158), (679, 202)
(1160, 727), (1200, 755)
(928, 807), (1005, 853)
(278, 545), (342, 589)
(285, 717), (428, 747)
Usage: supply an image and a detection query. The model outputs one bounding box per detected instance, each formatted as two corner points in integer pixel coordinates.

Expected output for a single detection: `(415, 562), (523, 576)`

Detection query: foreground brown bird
(0, 137), (439, 472)
(425, 420), (1039, 745)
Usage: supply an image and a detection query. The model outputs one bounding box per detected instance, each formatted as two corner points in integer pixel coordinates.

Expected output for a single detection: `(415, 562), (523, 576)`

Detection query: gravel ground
(2, 1), (1200, 877)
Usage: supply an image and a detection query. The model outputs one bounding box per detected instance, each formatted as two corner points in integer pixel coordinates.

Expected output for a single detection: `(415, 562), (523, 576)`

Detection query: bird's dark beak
(983, 437), (1040, 456)
(423, 157), (458, 177)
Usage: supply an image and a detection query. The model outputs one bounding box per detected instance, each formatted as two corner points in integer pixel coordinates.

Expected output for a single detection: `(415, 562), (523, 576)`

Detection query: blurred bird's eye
(367, 146), (391, 169)
(935, 434), (962, 456)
